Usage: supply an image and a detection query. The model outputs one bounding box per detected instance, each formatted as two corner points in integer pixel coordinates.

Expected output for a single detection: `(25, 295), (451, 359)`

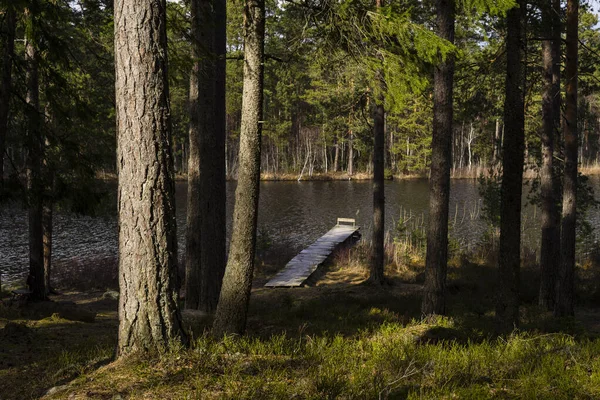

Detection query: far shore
(95, 164), (600, 183)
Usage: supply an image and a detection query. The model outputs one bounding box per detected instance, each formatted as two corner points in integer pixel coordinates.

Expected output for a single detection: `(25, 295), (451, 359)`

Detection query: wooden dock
(265, 218), (360, 288)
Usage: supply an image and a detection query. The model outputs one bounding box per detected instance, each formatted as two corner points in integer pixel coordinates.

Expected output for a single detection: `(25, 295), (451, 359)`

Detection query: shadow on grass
(0, 293), (117, 399)
(247, 285), (423, 339)
(3, 247), (600, 399)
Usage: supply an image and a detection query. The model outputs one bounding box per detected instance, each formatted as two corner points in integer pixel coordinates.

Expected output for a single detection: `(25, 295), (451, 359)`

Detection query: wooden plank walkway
(265, 218), (360, 287)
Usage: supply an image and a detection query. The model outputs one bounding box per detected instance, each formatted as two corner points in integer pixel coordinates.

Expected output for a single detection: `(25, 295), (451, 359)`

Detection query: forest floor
(2, 249), (600, 399)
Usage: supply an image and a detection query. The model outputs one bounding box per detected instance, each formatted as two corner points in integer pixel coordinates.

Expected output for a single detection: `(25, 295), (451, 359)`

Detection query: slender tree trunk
(539, 0), (561, 310)
(422, 0), (455, 316)
(0, 7), (15, 191)
(185, 0), (206, 311)
(212, 0), (227, 302)
(389, 126), (395, 172)
(467, 123), (474, 168)
(43, 101), (56, 296)
(370, 99), (385, 284)
(370, 0), (385, 283)
(212, 0), (265, 337)
(43, 197), (53, 295)
(494, 119), (500, 161)
(114, 0), (187, 355)
(348, 131), (354, 176)
(459, 122), (464, 168)
(333, 140), (339, 172)
(25, 8), (45, 301)
(496, 0), (525, 332)
(185, 0), (227, 313)
(323, 139), (328, 173)
(555, 0), (578, 318)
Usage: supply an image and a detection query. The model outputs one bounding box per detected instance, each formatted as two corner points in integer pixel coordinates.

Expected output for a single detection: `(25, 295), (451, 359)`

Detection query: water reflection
(1, 178), (598, 285)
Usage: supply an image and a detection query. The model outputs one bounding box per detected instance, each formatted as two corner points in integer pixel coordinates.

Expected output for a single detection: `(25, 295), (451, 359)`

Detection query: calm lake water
(2, 178), (599, 285)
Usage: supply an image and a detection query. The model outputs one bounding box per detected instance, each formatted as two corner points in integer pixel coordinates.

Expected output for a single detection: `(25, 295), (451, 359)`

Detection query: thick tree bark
(496, 0), (525, 331)
(421, 0), (455, 316)
(114, 0), (187, 355)
(25, 8), (46, 301)
(0, 7), (15, 191)
(370, 100), (385, 284)
(539, 0), (561, 311)
(212, 0), (264, 337)
(555, 0), (578, 318)
(185, 0), (226, 313)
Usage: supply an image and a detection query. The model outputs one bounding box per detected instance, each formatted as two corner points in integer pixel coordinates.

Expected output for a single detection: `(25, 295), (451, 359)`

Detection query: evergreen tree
(213, 0), (265, 336)
(114, 0), (187, 355)
(25, 3), (46, 300)
(185, 0), (227, 313)
(369, 0), (386, 285)
(555, 0), (579, 318)
(0, 3), (15, 192)
(539, 0), (561, 311)
(497, 0), (526, 331)
(422, 0), (455, 316)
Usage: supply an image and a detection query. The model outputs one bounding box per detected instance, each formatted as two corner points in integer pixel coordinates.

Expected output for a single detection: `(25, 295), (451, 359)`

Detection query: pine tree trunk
(389, 126), (395, 172)
(539, 0), (561, 311)
(212, 0), (264, 337)
(333, 140), (339, 172)
(185, 0), (206, 312)
(370, 100), (385, 284)
(0, 7), (15, 191)
(459, 122), (464, 169)
(212, 0), (227, 308)
(555, 0), (578, 318)
(114, 0), (187, 355)
(467, 124), (473, 168)
(43, 198), (53, 295)
(348, 131), (354, 176)
(497, 0), (525, 331)
(43, 102), (55, 296)
(422, 0), (455, 316)
(25, 8), (45, 301)
(185, 0), (227, 313)
(494, 119), (501, 162)
(323, 140), (328, 173)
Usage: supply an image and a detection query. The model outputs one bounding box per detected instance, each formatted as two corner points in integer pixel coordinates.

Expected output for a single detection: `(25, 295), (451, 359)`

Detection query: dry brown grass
(260, 171), (373, 181)
(450, 164), (543, 180)
(580, 161), (600, 176)
(326, 240), (426, 286)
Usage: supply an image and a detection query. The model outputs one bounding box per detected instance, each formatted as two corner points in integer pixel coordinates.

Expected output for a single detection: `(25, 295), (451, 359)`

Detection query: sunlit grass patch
(43, 320), (600, 400)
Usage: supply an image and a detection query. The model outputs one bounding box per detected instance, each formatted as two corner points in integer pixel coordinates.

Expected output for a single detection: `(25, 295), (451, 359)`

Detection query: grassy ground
(0, 292), (117, 399)
(2, 245), (600, 399)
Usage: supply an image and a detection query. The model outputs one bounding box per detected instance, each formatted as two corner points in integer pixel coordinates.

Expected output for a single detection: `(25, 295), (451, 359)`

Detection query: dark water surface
(2, 178), (599, 285)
